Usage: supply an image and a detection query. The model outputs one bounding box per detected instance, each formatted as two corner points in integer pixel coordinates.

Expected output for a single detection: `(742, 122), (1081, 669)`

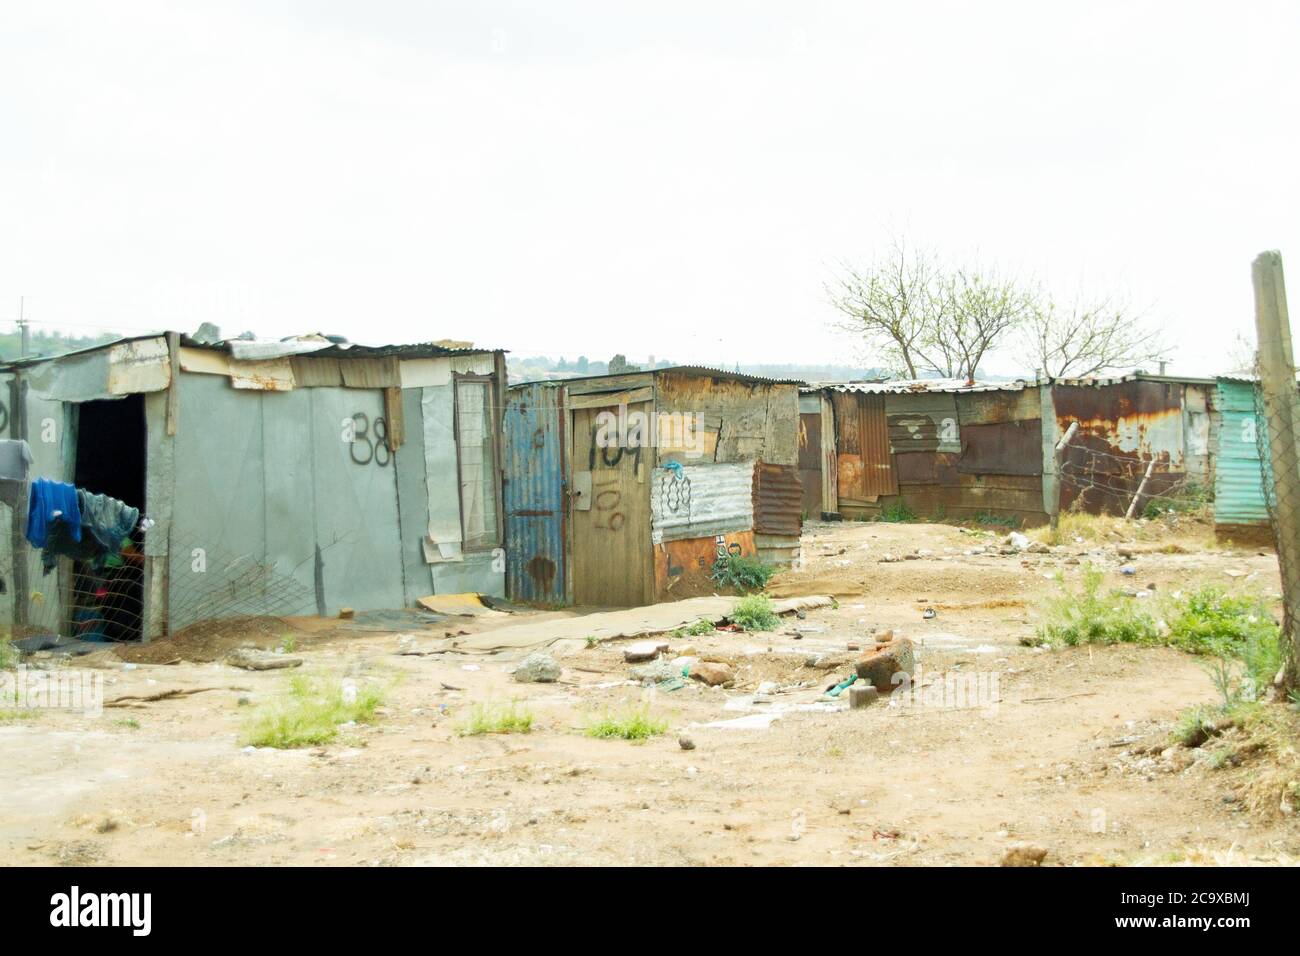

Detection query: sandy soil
(3, 519), (1297, 867)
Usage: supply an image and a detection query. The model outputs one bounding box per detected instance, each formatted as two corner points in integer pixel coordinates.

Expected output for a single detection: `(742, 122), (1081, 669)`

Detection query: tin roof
(511, 365), (801, 389)
(804, 377), (1036, 395)
(0, 331), (502, 370)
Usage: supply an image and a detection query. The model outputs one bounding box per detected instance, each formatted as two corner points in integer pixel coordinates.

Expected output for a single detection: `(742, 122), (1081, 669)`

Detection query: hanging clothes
(0, 439), (33, 481)
(78, 490), (140, 554)
(26, 478), (81, 548)
(38, 488), (140, 573)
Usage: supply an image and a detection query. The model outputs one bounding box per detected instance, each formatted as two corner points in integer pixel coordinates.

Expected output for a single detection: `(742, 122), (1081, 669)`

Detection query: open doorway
(73, 394), (146, 642)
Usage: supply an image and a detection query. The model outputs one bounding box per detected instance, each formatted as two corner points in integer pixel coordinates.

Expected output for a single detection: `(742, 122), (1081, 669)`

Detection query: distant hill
(0, 329), (121, 362)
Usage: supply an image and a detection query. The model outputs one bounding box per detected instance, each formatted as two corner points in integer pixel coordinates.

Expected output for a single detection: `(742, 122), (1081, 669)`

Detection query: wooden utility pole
(1252, 251), (1300, 689)
(1050, 420), (1079, 531)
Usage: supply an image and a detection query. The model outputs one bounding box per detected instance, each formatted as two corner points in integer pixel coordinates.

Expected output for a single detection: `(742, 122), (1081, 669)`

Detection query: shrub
(729, 594), (779, 632)
(1037, 565), (1160, 646)
(1163, 586), (1278, 658)
(710, 553), (775, 593)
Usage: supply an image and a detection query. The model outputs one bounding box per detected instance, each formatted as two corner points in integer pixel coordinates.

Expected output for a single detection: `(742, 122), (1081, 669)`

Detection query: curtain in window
(456, 380), (499, 548)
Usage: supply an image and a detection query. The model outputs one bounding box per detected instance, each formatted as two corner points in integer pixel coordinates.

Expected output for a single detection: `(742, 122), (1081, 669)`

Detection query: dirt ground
(4, 518), (1298, 867)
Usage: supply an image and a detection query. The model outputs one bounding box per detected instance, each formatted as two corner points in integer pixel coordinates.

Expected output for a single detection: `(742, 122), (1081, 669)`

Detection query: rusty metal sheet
(837, 453), (864, 498)
(229, 357), (295, 391)
(798, 411), (822, 516)
(654, 530), (755, 600)
(1053, 381), (1186, 513)
(894, 451), (959, 486)
(885, 392), (960, 454)
(753, 461), (802, 537)
(958, 420), (1043, 475)
(957, 388), (1042, 425)
(831, 392), (861, 455)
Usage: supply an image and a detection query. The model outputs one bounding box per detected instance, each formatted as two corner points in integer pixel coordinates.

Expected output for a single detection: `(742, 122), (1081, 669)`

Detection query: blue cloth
(26, 478), (81, 547)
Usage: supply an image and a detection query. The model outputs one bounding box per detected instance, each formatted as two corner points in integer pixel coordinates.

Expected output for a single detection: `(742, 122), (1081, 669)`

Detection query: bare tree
(826, 238), (941, 379)
(1022, 295), (1168, 378)
(922, 266), (1035, 382)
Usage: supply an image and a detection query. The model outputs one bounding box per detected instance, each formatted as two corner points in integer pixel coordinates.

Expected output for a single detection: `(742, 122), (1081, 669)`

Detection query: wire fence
(0, 504), (320, 646)
(1253, 361), (1300, 685)
(1057, 442), (1211, 519)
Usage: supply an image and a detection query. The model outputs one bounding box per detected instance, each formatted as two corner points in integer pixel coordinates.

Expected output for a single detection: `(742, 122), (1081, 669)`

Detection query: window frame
(451, 371), (504, 553)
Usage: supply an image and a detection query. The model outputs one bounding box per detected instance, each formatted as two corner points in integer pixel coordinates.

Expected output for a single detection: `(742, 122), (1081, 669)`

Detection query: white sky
(1, 1), (1297, 376)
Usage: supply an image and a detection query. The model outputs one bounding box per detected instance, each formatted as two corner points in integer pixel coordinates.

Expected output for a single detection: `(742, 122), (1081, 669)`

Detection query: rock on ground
(226, 648), (303, 671)
(689, 661), (734, 687)
(630, 658), (684, 685)
(623, 640), (670, 663)
(1000, 842), (1048, 867)
(855, 636), (916, 692)
(513, 652), (561, 683)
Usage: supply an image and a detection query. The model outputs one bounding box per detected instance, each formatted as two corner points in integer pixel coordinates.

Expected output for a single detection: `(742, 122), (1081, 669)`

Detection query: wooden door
(570, 402), (651, 606)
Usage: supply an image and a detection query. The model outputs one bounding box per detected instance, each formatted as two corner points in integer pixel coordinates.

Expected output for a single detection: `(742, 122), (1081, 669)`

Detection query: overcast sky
(2, 1), (1296, 375)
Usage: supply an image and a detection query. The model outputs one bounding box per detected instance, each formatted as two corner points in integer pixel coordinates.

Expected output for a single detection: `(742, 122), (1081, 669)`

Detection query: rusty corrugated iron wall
(503, 382), (567, 604)
(832, 392), (896, 510)
(1052, 380), (1186, 514)
(753, 461), (803, 537)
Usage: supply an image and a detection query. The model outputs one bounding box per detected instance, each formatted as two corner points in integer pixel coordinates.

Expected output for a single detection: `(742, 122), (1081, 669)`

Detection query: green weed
(671, 619), (716, 639)
(879, 502), (917, 523)
(585, 705), (668, 740)
(241, 674), (385, 749)
(457, 700), (534, 736)
(710, 553), (775, 593)
(1037, 565), (1160, 646)
(729, 594), (779, 632)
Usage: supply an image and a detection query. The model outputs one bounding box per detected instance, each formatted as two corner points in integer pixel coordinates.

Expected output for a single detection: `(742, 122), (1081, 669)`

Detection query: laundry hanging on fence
(27, 481), (141, 573)
(26, 478), (82, 548)
(79, 491), (140, 555)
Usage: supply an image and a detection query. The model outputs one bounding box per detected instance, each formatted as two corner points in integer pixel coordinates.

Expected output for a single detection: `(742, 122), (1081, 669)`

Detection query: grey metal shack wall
(152, 358), (505, 633)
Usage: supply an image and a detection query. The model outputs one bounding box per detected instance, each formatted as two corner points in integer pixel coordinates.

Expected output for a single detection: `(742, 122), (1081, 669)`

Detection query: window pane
(456, 380), (499, 548)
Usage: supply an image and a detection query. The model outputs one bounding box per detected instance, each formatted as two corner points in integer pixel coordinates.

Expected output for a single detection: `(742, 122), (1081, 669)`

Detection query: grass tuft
(878, 502), (917, 523)
(585, 705), (668, 740)
(241, 674), (384, 749)
(0, 631), (17, 670)
(457, 700), (534, 736)
(671, 618), (716, 639)
(729, 594), (779, 632)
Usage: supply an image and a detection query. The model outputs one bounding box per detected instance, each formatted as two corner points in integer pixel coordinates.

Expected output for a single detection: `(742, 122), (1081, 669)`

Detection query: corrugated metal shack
(1045, 372), (1218, 515)
(0, 332), (508, 641)
(1213, 377), (1273, 542)
(804, 372), (1222, 526)
(503, 367), (801, 606)
(803, 379), (1048, 525)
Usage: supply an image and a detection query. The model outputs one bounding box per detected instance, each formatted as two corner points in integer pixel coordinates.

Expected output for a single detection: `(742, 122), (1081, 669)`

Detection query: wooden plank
(165, 332), (180, 436)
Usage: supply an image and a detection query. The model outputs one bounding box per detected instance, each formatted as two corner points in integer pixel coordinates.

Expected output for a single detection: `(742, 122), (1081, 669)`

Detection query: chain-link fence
(0, 498), (320, 646)
(1251, 251), (1300, 688)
